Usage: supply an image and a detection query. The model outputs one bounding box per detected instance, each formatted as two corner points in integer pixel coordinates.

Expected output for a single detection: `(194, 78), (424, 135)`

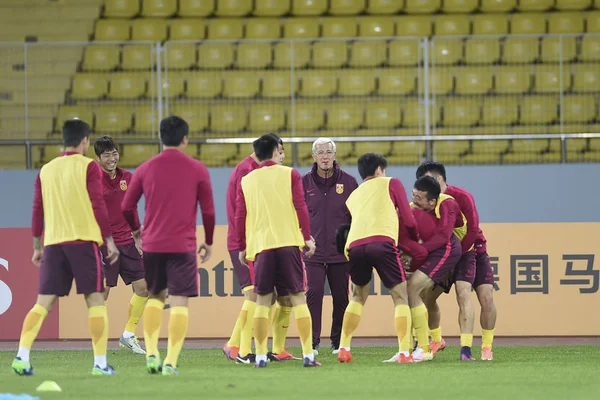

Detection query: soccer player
(236, 133), (320, 368)
(303, 138), (357, 355)
(121, 116), (216, 375)
(94, 136), (148, 355)
(12, 119), (119, 376)
(416, 161), (497, 361)
(336, 153), (418, 364)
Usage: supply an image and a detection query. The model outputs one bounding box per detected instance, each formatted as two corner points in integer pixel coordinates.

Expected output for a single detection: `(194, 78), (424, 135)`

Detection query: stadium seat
(169, 19), (206, 40)
(395, 15), (432, 36)
(443, 98), (480, 126)
(215, 0), (252, 17)
(378, 68), (418, 95)
(178, 0), (215, 16)
(431, 39), (463, 65)
(587, 12), (600, 32)
(465, 38), (501, 64)
(294, 102), (325, 130)
(57, 106), (94, 128)
(131, 18), (167, 41)
(579, 36), (600, 61)
(327, 102), (364, 129)
(222, 72), (260, 98)
(404, 0), (441, 14)
(389, 39), (421, 66)
(122, 45), (154, 70)
(141, 0), (177, 17)
(236, 42), (272, 69)
(83, 45), (119, 71)
(482, 97), (519, 125)
(562, 95), (597, 123)
(159, 72), (185, 97)
(540, 36), (577, 63)
(311, 41), (348, 68)
(197, 43), (234, 69)
(495, 66), (531, 93)
(72, 74), (107, 100)
(262, 71), (295, 97)
(0, 117), (52, 139)
(564, 137), (588, 152)
(291, 0), (328, 15)
(249, 103), (286, 132)
(120, 144), (159, 168)
(466, 140), (509, 164)
(366, 0), (404, 14)
(349, 40), (386, 67)
(338, 69), (376, 96)
(358, 17), (394, 37)
(480, 0), (516, 12)
(510, 139), (550, 154)
(428, 69), (454, 94)
(170, 105), (209, 132)
(283, 17), (320, 38)
(0, 145), (27, 169)
(442, 0), (478, 13)
(548, 12), (584, 34)
(273, 42), (311, 68)
(434, 140), (469, 163)
(556, 0), (591, 10)
(94, 19), (130, 41)
(95, 107), (132, 133)
(104, 0), (140, 18)
(365, 101), (402, 128)
(207, 18), (244, 39)
(245, 18), (281, 38)
(109, 73), (147, 99)
(434, 14), (470, 35)
(354, 141), (392, 156)
(517, 0), (554, 11)
(520, 95), (558, 124)
(254, 0), (291, 16)
(210, 104), (247, 132)
(330, 0), (366, 15)
(299, 71), (337, 97)
(590, 138), (600, 151)
(385, 140), (424, 164)
(455, 68), (493, 94)
(164, 43), (196, 69)
(572, 64), (600, 92)
(510, 13), (546, 34)
(198, 144), (238, 166)
(534, 66), (571, 93)
(133, 106), (158, 133)
(403, 98), (439, 127)
(503, 37), (539, 64)
(320, 17), (356, 38)
(186, 72), (222, 98)
(472, 14), (509, 35)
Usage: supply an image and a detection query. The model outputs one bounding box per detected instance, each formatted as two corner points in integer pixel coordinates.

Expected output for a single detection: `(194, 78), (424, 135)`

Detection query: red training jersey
(102, 167), (140, 246)
(226, 155), (259, 251)
(445, 185), (487, 253)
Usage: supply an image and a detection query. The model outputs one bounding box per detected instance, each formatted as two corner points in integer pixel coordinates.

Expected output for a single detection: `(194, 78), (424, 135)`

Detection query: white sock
(303, 352), (315, 362)
(17, 347), (30, 362)
(122, 330), (135, 339)
(341, 346), (350, 351)
(94, 355), (107, 369)
(255, 354), (268, 364)
(399, 351), (409, 356)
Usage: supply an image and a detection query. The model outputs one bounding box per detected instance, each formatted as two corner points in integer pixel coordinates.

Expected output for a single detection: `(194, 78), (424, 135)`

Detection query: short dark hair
(357, 153), (387, 180)
(416, 161), (447, 182)
(62, 119), (91, 148)
(94, 136), (118, 157)
(414, 176), (441, 201)
(268, 133), (284, 149)
(253, 133), (279, 161)
(160, 116), (189, 146)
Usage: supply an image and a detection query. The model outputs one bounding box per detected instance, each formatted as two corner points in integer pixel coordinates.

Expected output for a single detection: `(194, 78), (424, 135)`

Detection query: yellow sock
(340, 301), (363, 349)
(143, 299), (164, 359)
(460, 333), (473, 348)
(269, 303), (278, 324)
(272, 305), (292, 354)
(164, 307), (189, 368)
(411, 304), (429, 352)
(394, 304), (412, 353)
(430, 327), (442, 343)
(238, 300), (256, 357)
(227, 308), (245, 348)
(125, 293), (148, 334)
(18, 304), (48, 351)
(253, 305), (270, 356)
(482, 329), (495, 348)
(293, 304), (313, 357)
(88, 305), (108, 358)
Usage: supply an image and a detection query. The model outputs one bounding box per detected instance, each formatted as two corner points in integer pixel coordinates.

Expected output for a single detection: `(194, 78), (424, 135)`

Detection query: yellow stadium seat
(57, 106), (94, 127)
(387, 141), (425, 164)
(273, 42), (310, 68)
(395, 15), (432, 36)
(245, 18), (281, 38)
(294, 102), (325, 130)
(495, 66), (531, 93)
(0, 145), (27, 169)
(338, 70), (375, 96)
(254, 0), (290, 16)
(389, 40), (421, 66)
(455, 68), (493, 94)
(510, 139), (549, 153)
(72, 74), (107, 100)
(207, 18), (244, 39)
(262, 71), (295, 97)
(186, 72), (223, 98)
(482, 97), (519, 125)
(283, 17), (320, 38)
(95, 107), (132, 133)
(431, 39), (463, 65)
(1, 117), (52, 139)
(434, 15), (471, 35)
(434, 140), (469, 161)
(210, 104), (247, 132)
(109, 73), (147, 99)
(311, 42), (348, 68)
(122, 45), (154, 70)
(197, 43), (234, 69)
(104, 0), (140, 18)
(540, 36), (577, 63)
(520, 95), (558, 124)
(178, 0), (215, 16)
(94, 19), (130, 41)
(466, 141), (508, 164)
(236, 43), (272, 69)
(548, 12), (584, 34)
(321, 17), (357, 37)
(159, 72), (185, 97)
(133, 106), (158, 133)
(510, 13), (546, 34)
(170, 105), (209, 133)
(164, 43), (196, 69)
(443, 98), (480, 127)
(564, 137), (588, 151)
(518, 0), (554, 11)
(198, 144), (238, 166)
(465, 38), (501, 64)
(215, 0), (252, 16)
(480, 0), (516, 12)
(378, 68), (418, 95)
(534, 66), (571, 93)
(330, 0), (365, 15)
(249, 103), (286, 132)
(131, 18), (167, 41)
(403, 98), (439, 127)
(358, 17), (394, 37)
(587, 11), (600, 32)
(83, 45), (119, 71)
(404, 0), (441, 14)
(299, 72), (337, 97)
(365, 101), (402, 128)
(327, 102), (364, 129)
(141, 0), (177, 17)
(354, 141), (392, 156)
(222, 72), (260, 98)
(443, 0), (478, 12)
(563, 95), (597, 123)
(557, 0), (592, 10)
(580, 35), (600, 61)
(503, 37), (539, 64)
(120, 144), (159, 168)
(349, 40), (386, 67)
(590, 138), (600, 151)
(366, 0), (403, 14)
(472, 14), (509, 35)
(291, 0), (328, 15)
(169, 19), (206, 40)
(572, 64), (600, 92)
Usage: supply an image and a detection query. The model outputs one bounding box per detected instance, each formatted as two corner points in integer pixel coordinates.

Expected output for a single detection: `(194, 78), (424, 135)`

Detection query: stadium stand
(1, 0), (600, 169)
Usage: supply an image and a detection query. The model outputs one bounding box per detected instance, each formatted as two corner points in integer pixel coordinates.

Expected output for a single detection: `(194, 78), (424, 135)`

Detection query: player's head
(160, 116), (189, 148)
(357, 153), (387, 180)
(416, 161), (447, 187)
(62, 119), (91, 152)
(94, 136), (119, 173)
(312, 137), (336, 173)
(253, 133), (280, 162)
(268, 133), (285, 165)
(412, 176), (441, 212)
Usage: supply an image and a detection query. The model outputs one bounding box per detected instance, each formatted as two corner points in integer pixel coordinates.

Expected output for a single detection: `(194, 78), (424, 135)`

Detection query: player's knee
(277, 295), (293, 307)
(389, 283), (409, 305)
(455, 283), (473, 308)
(477, 287), (495, 311)
(350, 285), (369, 305)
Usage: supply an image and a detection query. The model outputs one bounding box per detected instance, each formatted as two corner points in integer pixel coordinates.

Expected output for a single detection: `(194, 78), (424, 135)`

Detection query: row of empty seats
(94, 12), (600, 41)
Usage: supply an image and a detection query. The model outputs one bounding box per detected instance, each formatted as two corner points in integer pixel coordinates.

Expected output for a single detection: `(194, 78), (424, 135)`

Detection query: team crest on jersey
(336, 184), (344, 194)
(120, 180), (128, 191)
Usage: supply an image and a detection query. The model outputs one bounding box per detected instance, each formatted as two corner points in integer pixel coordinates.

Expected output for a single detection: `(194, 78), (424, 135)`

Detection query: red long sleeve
(446, 187), (480, 254)
(234, 186), (247, 250)
(291, 169), (311, 241)
(197, 164), (216, 246)
(86, 162), (112, 239)
(121, 167), (144, 232)
(389, 178), (419, 242)
(31, 174), (44, 237)
(422, 200), (459, 253)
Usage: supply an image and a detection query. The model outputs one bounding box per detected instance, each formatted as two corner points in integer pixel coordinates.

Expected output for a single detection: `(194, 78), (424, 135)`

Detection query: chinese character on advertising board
(510, 255), (549, 294)
(559, 254), (599, 294)
(489, 256), (500, 291)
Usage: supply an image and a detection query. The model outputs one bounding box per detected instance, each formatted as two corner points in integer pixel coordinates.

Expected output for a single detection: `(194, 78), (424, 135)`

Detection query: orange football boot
(337, 348), (353, 363)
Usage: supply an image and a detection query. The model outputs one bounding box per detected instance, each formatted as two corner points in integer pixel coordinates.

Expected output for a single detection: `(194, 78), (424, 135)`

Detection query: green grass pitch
(2, 345), (600, 400)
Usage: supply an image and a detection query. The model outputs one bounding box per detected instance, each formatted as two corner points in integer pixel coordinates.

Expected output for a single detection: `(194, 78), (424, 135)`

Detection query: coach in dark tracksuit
(303, 138), (358, 355)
